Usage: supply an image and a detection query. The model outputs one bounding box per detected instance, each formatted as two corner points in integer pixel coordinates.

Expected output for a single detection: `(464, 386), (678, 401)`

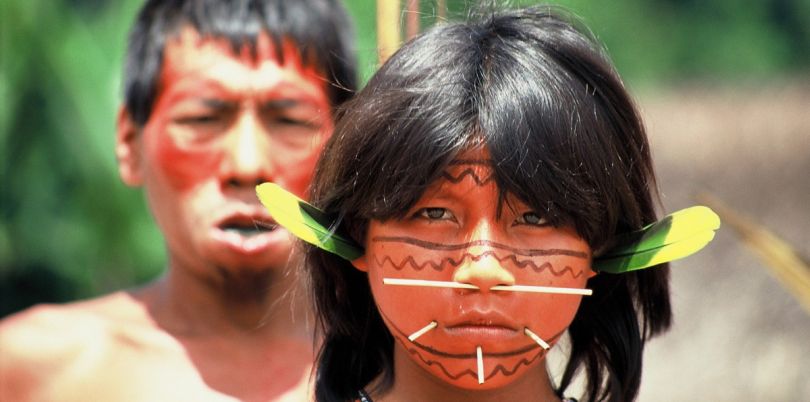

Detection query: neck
(376, 345), (559, 402)
(133, 256), (310, 341)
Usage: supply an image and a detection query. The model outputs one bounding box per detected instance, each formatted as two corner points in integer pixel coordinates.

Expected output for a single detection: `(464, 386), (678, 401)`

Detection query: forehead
(423, 147), (496, 198)
(446, 147), (492, 170)
(158, 26), (329, 102)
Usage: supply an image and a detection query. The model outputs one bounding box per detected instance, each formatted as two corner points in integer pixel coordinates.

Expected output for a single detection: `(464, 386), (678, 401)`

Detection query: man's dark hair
(123, 0), (357, 126)
(306, 6), (671, 402)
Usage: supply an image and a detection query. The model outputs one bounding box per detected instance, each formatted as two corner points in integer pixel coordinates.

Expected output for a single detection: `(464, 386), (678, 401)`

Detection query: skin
(353, 147), (595, 402)
(0, 27), (333, 401)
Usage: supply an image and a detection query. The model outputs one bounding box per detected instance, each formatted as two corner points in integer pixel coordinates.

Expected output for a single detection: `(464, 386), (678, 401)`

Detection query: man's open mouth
(219, 217), (278, 236)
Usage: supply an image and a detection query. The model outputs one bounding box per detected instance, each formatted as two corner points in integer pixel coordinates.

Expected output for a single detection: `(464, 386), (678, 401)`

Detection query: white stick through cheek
(383, 278), (478, 290)
(476, 346), (485, 384)
(408, 321), (438, 342)
(524, 327), (550, 350)
(492, 284), (593, 296)
(382, 278), (592, 296)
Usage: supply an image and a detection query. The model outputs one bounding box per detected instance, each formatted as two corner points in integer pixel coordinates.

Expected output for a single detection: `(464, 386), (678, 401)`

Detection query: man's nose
(221, 113), (273, 187)
(451, 222), (516, 292)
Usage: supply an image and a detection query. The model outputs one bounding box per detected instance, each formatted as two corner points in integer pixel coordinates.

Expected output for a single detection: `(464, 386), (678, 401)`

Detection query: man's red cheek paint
(154, 138), (224, 192)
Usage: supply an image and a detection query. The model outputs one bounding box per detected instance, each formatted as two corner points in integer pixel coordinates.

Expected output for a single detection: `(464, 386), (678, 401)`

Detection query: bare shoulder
(0, 292), (163, 399)
(0, 291), (147, 349)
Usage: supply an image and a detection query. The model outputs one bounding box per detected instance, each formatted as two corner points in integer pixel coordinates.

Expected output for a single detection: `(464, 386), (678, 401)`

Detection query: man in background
(0, 0), (355, 400)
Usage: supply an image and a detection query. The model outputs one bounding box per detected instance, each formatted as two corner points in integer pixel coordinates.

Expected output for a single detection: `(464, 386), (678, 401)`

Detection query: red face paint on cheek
(154, 130), (224, 192)
(362, 147), (595, 390)
(141, 96), (226, 193)
(269, 125), (331, 198)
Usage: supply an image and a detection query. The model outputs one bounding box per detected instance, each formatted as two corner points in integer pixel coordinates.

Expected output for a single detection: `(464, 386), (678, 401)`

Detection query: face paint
(361, 147), (595, 390)
(136, 27), (333, 273)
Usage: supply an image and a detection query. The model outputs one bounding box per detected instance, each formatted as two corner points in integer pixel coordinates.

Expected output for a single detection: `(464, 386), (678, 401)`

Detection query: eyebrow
(260, 99), (304, 110)
(200, 99), (237, 110)
(371, 236), (589, 259)
(169, 77), (322, 109)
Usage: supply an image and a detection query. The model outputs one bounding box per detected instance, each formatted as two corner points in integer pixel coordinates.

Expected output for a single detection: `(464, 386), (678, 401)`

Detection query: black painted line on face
(441, 168), (495, 186)
(380, 310), (564, 359)
(374, 253), (586, 278)
(404, 337), (549, 381)
(371, 236), (589, 259)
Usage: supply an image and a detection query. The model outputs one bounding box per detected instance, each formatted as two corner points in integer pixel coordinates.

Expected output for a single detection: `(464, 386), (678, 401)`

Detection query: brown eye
(516, 211), (548, 227)
(416, 207), (454, 221)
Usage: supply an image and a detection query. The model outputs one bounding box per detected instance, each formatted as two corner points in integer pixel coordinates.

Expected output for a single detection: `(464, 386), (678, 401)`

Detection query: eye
(514, 211), (549, 227)
(277, 116), (318, 128)
(414, 207), (456, 222)
(175, 114), (223, 125)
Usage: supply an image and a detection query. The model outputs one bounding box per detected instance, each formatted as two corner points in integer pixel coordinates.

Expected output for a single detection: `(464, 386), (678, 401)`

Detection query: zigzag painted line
(485, 350), (545, 380)
(403, 340), (548, 381)
(381, 310), (561, 381)
(374, 252), (585, 278)
(441, 168), (494, 186)
(374, 255), (445, 272)
(371, 236), (589, 259)
(406, 345), (477, 380)
(401, 324), (565, 360)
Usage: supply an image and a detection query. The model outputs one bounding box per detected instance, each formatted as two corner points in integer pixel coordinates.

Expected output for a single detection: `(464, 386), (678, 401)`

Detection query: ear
(115, 106), (144, 186)
(585, 265), (598, 279)
(351, 255), (369, 272)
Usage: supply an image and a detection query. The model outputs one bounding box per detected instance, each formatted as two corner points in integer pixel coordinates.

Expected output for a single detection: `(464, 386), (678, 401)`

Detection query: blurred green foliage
(1, 0), (808, 317)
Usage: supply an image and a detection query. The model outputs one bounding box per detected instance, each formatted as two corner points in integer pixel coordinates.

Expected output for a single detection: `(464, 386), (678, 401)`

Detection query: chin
(432, 358), (541, 390)
(404, 343), (549, 392)
(202, 231), (295, 270)
(213, 253), (291, 274)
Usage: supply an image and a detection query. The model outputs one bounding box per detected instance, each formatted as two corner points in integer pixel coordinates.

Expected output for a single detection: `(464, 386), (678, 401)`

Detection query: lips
(441, 311), (519, 342)
(444, 322), (516, 337)
(210, 208), (287, 254)
(217, 214), (278, 236)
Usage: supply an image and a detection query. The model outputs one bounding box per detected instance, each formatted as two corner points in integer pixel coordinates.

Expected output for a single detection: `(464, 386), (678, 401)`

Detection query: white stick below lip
(524, 327), (551, 350)
(408, 321), (438, 341)
(476, 346), (485, 384)
(382, 278), (592, 296)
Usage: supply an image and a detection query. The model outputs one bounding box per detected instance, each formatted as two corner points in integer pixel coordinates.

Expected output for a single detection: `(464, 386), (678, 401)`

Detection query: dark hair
(123, 0), (357, 126)
(307, 6), (671, 402)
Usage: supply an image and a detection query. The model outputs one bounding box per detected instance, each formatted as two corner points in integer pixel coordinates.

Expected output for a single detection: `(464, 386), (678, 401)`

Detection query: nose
(451, 223), (516, 292)
(221, 112), (273, 188)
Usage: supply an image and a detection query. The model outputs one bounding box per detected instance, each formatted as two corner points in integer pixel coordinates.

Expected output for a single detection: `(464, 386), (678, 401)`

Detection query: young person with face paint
(0, 1), (355, 400)
(303, 6), (671, 402)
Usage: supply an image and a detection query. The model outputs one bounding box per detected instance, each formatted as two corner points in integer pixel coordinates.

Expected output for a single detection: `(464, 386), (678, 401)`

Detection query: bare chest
(36, 331), (312, 402)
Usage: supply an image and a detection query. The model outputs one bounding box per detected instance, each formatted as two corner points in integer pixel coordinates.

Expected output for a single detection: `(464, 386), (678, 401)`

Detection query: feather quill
(255, 183), (364, 261)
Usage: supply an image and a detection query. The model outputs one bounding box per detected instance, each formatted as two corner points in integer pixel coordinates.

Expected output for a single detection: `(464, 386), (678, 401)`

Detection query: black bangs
(191, 0), (350, 76)
(472, 10), (652, 249)
(314, 9), (653, 250)
(312, 24), (487, 230)
(124, 0), (356, 126)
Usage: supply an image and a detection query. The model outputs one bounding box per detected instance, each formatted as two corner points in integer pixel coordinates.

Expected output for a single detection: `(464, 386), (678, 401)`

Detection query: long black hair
(123, 0), (357, 126)
(306, 6), (671, 402)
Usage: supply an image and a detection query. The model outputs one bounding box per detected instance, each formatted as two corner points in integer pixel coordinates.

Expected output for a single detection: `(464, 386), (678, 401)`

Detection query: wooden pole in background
(698, 192), (810, 314)
(377, 0), (401, 65)
(405, 0), (420, 41)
